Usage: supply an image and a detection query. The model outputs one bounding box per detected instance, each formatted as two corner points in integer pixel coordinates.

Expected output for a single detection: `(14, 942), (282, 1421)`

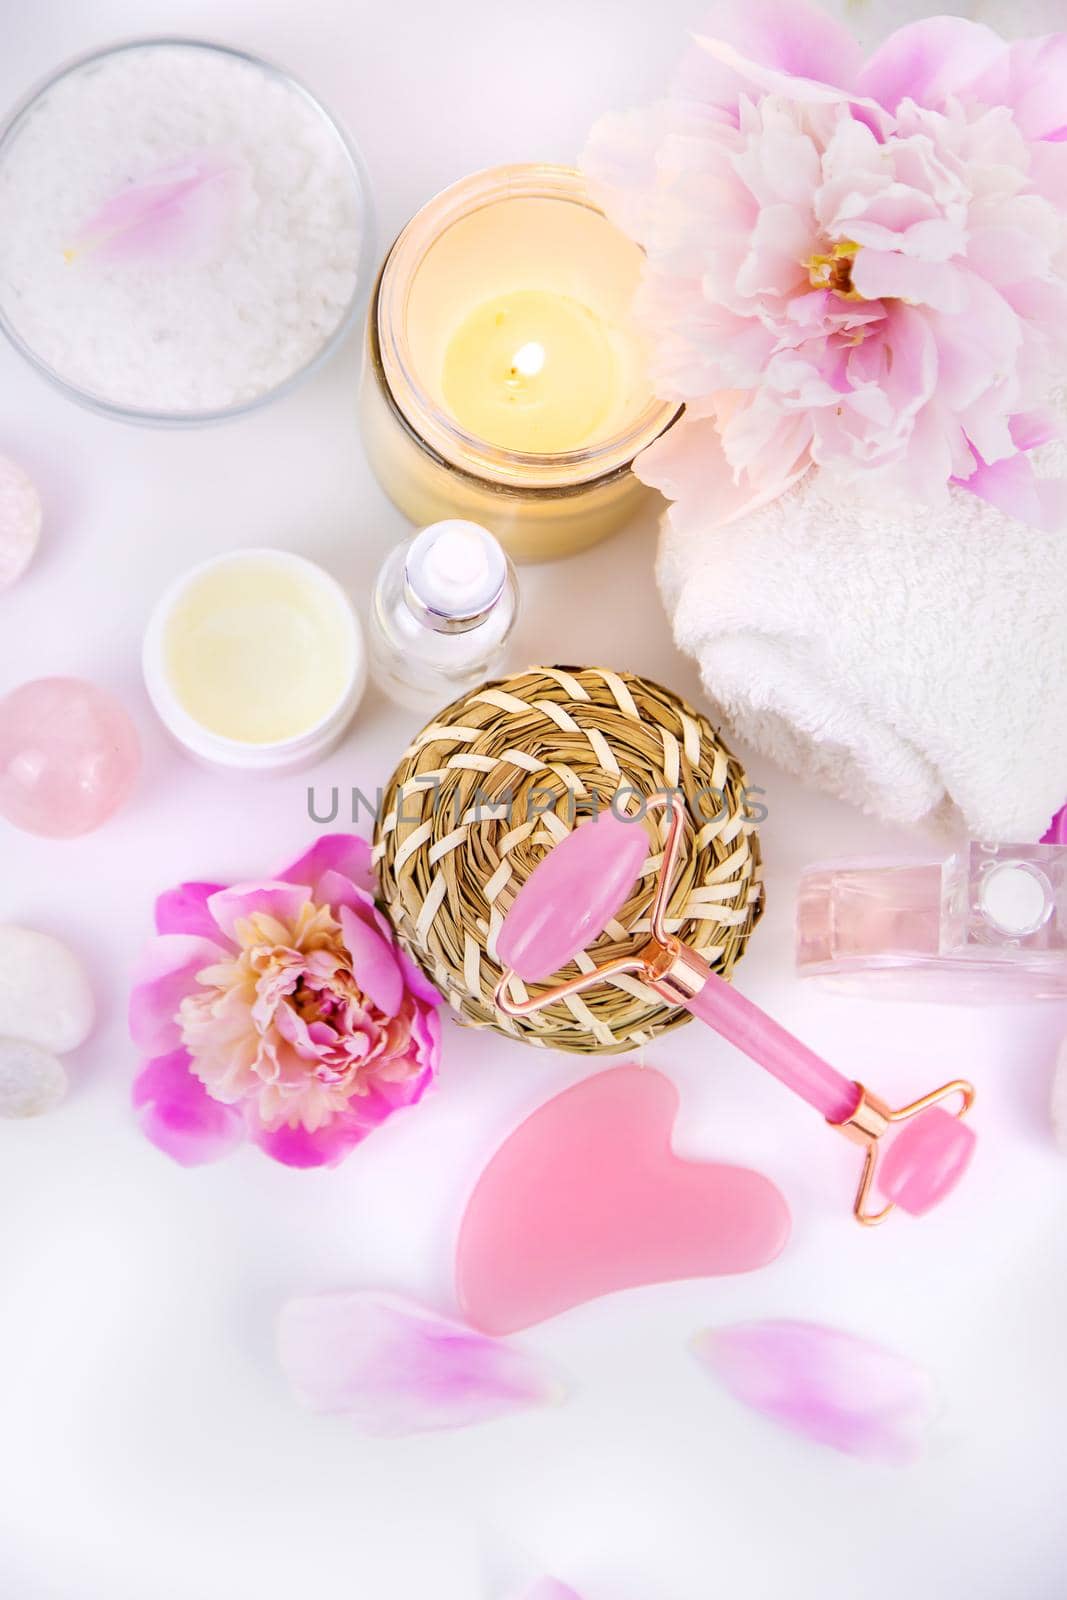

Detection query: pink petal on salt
(66, 154), (239, 265)
(693, 1319), (935, 1465)
(339, 903), (405, 1016)
(132, 1048), (245, 1167)
(128, 934), (228, 1055)
(154, 881), (226, 939)
(856, 17), (1005, 116)
(206, 881), (311, 942)
(278, 834), (376, 899)
(277, 1292), (560, 1435)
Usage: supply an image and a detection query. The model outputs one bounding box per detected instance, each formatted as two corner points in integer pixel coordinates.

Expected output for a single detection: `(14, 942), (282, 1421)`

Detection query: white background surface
(2, 2), (1066, 1597)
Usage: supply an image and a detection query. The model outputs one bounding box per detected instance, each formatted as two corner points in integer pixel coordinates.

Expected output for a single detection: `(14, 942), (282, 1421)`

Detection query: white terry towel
(657, 448), (1067, 843)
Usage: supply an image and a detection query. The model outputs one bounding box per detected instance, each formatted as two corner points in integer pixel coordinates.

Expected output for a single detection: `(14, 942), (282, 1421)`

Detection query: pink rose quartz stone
(0, 456), (41, 591)
(0, 676), (140, 837)
(456, 1065), (790, 1335)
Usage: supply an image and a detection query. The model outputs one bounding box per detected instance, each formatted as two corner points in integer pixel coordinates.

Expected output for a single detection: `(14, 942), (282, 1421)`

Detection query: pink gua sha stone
(0, 677), (140, 838)
(456, 1065), (790, 1335)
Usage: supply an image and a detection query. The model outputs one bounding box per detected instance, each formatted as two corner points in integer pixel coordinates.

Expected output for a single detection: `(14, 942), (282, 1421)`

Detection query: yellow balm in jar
(361, 165), (680, 563)
(143, 549), (366, 772)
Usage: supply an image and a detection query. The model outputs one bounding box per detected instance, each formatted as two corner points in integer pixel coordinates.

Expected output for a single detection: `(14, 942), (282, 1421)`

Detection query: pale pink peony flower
(129, 834), (441, 1169)
(584, 1), (1067, 531)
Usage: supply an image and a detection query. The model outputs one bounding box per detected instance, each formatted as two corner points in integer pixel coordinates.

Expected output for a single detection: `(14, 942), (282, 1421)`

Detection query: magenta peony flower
(129, 834), (441, 1169)
(584, 1), (1067, 531)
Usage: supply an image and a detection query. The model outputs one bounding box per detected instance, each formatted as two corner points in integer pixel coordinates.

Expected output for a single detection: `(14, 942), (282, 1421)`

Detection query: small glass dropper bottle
(368, 520), (519, 712)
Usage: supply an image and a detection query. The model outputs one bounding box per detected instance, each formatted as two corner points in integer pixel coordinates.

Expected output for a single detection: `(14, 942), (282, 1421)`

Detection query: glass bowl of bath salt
(0, 38), (374, 424)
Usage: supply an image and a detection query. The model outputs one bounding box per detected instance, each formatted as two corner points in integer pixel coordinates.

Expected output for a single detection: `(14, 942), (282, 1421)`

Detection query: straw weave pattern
(373, 666), (764, 1054)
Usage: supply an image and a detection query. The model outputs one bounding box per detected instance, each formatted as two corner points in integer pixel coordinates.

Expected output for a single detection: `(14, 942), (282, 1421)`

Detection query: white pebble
(0, 926), (94, 1054)
(0, 456), (42, 590)
(0, 1037), (68, 1118)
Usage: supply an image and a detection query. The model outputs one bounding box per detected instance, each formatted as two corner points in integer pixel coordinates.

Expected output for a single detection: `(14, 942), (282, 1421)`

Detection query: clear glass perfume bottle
(796, 841), (1067, 1001)
(368, 520), (519, 712)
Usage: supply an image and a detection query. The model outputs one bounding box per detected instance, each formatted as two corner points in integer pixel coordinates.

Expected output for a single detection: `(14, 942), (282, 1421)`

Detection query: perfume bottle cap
(404, 521), (508, 634)
(978, 860), (1053, 937)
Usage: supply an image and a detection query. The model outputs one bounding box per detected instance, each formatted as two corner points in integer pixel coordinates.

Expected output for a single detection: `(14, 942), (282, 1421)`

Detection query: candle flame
(511, 341), (546, 379)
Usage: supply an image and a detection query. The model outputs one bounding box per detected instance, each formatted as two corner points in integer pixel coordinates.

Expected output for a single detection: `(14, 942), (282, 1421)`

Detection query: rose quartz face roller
(494, 796), (976, 1226)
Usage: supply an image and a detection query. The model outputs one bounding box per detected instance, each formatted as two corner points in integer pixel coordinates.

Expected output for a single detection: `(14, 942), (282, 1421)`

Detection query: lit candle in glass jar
(361, 165), (679, 563)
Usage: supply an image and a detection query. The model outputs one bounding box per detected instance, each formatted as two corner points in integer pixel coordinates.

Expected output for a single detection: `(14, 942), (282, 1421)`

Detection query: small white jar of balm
(143, 549), (366, 773)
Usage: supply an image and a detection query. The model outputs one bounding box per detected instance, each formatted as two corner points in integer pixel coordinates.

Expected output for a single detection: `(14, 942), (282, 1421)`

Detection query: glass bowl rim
(0, 35), (377, 427)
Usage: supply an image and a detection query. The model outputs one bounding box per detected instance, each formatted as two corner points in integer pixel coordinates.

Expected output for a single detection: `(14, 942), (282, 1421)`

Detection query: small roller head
(878, 1106), (976, 1216)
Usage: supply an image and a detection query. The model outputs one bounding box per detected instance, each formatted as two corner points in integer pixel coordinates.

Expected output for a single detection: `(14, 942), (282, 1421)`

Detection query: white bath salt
(0, 42), (366, 416)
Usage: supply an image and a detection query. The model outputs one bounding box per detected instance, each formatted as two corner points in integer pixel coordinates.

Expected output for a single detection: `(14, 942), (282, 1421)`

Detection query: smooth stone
(456, 1065), (790, 1334)
(0, 925), (95, 1053)
(0, 1037), (68, 1117)
(0, 676), (140, 838)
(0, 456), (42, 590)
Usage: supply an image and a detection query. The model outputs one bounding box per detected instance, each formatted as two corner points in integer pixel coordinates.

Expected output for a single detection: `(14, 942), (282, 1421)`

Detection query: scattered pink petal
(66, 154), (239, 266)
(523, 1583), (583, 1600)
(693, 1319), (935, 1464)
(128, 934), (228, 1055)
(277, 1292), (560, 1435)
(132, 1048), (245, 1167)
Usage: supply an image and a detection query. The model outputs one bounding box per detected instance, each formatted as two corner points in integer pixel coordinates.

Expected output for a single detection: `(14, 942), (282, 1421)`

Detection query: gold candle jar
(361, 164), (680, 563)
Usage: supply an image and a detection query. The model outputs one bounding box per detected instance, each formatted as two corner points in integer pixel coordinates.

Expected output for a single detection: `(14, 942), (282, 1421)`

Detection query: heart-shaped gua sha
(457, 1066), (790, 1334)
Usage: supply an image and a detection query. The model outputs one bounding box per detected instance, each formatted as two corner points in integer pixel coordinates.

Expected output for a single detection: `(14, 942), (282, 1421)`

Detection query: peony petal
(693, 25), (883, 125)
(523, 1584), (583, 1600)
(955, 449), (1067, 532)
(396, 948), (444, 1008)
(856, 18), (1006, 115)
(339, 904), (405, 1016)
(278, 834), (376, 899)
(277, 1291), (560, 1435)
(315, 868), (377, 919)
(850, 251), (965, 314)
(636, 409), (810, 536)
(154, 881), (226, 939)
(128, 934), (228, 1055)
(207, 881), (311, 943)
(249, 1112), (370, 1169)
(132, 1048), (245, 1166)
(971, 34), (1067, 142)
(693, 1319), (935, 1464)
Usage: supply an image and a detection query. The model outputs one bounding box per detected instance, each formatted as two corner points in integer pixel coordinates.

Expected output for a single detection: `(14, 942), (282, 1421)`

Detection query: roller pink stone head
(495, 799), (976, 1226)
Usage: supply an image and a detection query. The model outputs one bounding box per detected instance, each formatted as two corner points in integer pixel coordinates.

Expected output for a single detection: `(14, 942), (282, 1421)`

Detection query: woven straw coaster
(373, 665), (764, 1054)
